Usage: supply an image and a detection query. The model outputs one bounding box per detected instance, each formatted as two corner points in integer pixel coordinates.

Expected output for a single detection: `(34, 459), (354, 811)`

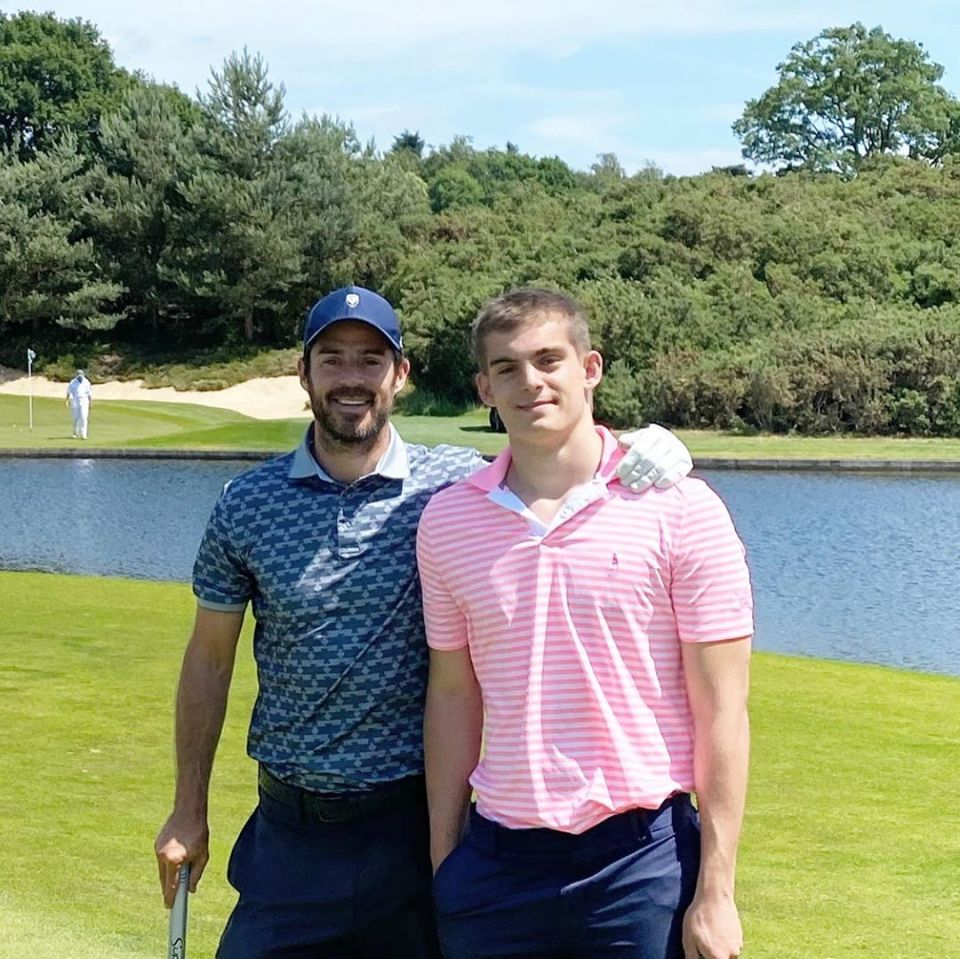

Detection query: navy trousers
(433, 795), (701, 959)
(217, 785), (441, 958)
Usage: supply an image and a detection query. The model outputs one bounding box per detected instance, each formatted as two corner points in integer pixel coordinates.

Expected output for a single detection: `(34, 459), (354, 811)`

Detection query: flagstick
(27, 350), (34, 431)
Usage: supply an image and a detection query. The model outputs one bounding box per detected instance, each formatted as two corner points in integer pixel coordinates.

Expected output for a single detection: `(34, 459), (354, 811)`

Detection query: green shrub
(396, 385), (475, 417)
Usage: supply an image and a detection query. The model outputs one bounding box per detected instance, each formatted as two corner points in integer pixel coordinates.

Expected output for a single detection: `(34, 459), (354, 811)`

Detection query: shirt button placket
(337, 492), (361, 559)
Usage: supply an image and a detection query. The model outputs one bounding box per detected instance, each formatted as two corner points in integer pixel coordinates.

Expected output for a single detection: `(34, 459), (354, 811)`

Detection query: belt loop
(293, 781), (306, 822)
(670, 792), (688, 835)
(469, 805), (497, 855)
(634, 806), (650, 843)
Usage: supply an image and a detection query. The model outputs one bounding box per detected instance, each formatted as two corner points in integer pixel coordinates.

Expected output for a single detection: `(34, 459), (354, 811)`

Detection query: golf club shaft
(167, 863), (189, 959)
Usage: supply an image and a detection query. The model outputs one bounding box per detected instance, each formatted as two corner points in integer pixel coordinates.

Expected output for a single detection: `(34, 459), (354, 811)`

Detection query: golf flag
(27, 348), (36, 431)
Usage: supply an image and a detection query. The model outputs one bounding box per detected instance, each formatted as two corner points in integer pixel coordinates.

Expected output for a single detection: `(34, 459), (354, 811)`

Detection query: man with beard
(154, 286), (694, 958)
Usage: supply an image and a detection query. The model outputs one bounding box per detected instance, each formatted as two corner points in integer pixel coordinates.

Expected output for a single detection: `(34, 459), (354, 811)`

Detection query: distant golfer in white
(66, 369), (92, 439)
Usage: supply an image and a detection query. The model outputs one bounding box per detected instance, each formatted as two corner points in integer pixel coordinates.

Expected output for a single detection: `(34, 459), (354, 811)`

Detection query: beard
(311, 389), (393, 449)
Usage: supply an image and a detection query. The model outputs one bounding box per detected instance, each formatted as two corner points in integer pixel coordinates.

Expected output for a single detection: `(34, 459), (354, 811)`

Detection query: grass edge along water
(4, 393), (960, 460)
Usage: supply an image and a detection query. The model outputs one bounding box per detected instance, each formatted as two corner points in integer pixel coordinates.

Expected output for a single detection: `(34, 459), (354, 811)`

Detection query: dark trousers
(433, 795), (701, 959)
(217, 782), (441, 959)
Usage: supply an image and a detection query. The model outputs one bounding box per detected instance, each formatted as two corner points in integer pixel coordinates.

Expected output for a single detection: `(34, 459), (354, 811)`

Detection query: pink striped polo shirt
(416, 426), (753, 834)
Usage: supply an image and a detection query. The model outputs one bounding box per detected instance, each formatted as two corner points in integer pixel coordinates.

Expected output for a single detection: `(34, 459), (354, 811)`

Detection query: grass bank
(4, 394), (960, 460)
(1, 570), (957, 958)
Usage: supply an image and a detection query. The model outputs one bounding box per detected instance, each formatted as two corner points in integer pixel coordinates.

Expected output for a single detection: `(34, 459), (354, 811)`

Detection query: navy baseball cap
(303, 286), (404, 354)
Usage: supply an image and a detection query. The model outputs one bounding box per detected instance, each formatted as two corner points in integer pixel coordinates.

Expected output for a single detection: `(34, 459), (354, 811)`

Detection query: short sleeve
(192, 485), (255, 612)
(670, 482), (754, 643)
(416, 499), (469, 651)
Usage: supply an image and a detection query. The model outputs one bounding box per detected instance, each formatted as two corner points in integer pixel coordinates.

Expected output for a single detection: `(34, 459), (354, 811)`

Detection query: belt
(258, 766), (425, 823)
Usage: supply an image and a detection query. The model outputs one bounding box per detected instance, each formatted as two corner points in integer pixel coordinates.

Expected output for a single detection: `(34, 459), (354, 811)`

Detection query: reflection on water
(704, 470), (960, 677)
(0, 458), (245, 581)
(1, 458), (958, 676)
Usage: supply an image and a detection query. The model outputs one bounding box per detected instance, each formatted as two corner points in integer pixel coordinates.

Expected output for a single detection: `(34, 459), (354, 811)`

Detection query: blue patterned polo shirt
(192, 426), (485, 793)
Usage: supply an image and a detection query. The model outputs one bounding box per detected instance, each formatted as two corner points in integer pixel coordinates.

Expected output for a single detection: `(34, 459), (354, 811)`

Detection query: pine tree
(0, 135), (122, 337)
(162, 49), (304, 343)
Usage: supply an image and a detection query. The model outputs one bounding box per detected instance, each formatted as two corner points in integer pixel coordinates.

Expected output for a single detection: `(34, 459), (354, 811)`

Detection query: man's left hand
(682, 892), (743, 959)
(616, 424), (693, 491)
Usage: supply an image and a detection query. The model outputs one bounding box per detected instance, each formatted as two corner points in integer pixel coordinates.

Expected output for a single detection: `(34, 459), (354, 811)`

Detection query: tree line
(2, 12), (960, 436)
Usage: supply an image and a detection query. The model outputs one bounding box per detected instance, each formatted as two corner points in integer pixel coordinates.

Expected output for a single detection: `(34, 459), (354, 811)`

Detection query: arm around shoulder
(616, 424), (693, 491)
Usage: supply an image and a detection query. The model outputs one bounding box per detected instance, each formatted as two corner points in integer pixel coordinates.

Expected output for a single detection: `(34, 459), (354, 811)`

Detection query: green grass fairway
(1, 571), (958, 958)
(0, 572), (258, 959)
(0, 394), (511, 456)
(4, 393), (960, 460)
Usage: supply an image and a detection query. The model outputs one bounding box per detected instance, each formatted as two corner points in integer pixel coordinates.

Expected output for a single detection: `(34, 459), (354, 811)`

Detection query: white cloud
(14, 1), (830, 85)
(622, 146), (749, 176)
(529, 111), (639, 143)
(700, 102), (746, 123)
(8, 0), (948, 176)
(523, 107), (749, 176)
(11, 1), (934, 111)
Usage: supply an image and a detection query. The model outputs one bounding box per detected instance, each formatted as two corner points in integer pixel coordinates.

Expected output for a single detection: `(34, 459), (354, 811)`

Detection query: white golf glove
(616, 424), (693, 492)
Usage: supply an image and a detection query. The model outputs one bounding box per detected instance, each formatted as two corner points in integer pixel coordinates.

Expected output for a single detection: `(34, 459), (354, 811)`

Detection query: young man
(418, 288), (754, 959)
(153, 285), (694, 958)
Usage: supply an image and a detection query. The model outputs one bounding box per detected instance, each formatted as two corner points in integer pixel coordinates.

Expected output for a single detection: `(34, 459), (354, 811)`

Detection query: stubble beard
(312, 391), (393, 452)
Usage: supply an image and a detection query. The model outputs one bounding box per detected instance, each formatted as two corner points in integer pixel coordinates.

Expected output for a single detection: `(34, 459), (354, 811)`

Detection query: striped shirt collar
(289, 422), (411, 483)
(466, 425), (622, 492)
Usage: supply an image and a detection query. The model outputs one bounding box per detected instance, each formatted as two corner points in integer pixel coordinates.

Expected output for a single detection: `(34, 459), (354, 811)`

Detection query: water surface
(2, 458), (957, 676)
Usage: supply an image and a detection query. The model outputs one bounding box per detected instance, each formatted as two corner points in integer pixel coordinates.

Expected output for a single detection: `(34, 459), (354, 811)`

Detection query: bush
(594, 360), (650, 427)
(396, 386), (475, 417)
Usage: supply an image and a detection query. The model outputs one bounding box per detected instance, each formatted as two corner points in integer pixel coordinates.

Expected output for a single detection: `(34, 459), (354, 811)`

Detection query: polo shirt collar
(466, 425), (623, 492)
(289, 423), (410, 483)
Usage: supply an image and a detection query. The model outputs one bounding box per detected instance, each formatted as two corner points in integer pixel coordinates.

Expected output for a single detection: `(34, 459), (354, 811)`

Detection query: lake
(1, 457), (957, 676)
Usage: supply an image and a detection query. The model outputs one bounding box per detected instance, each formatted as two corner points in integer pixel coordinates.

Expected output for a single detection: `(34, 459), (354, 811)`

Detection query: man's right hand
(154, 812), (210, 907)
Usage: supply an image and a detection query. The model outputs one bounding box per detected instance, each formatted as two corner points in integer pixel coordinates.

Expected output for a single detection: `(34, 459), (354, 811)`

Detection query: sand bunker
(0, 367), (311, 420)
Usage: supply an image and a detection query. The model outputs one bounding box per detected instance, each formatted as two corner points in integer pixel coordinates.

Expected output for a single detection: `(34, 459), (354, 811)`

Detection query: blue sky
(5, 1), (960, 175)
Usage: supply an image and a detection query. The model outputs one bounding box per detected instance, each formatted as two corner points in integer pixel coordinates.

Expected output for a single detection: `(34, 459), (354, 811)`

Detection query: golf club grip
(167, 864), (189, 959)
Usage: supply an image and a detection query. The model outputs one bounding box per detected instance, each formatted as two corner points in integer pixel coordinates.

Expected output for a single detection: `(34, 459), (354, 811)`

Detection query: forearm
(692, 700), (749, 898)
(172, 639), (236, 816)
(424, 680), (483, 869)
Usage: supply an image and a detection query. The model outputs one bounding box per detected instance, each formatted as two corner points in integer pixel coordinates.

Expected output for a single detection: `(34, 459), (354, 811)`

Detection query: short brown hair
(472, 288), (592, 369)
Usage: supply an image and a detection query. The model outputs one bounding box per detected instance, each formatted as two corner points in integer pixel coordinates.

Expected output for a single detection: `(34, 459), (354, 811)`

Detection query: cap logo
(345, 293), (360, 308)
